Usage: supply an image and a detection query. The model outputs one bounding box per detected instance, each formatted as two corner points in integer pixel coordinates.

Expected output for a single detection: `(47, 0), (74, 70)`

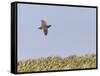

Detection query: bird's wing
(47, 25), (51, 28)
(43, 29), (48, 35)
(38, 27), (42, 29)
(41, 20), (47, 27)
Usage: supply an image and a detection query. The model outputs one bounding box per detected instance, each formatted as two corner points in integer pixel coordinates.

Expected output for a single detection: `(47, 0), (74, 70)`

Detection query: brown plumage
(38, 19), (51, 36)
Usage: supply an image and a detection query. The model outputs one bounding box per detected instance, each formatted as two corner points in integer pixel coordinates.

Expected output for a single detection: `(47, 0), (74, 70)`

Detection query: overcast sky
(17, 3), (96, 61)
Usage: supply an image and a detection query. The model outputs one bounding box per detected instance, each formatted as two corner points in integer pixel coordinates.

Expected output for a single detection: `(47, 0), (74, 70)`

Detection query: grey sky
(17, 4), (96, 61)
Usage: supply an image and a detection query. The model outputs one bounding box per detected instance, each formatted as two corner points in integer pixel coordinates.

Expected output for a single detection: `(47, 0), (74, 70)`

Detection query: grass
(17, 54), (96, 73)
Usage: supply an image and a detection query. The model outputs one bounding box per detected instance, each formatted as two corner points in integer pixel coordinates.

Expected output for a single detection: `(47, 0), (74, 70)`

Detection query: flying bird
(38, 19), (51, 36)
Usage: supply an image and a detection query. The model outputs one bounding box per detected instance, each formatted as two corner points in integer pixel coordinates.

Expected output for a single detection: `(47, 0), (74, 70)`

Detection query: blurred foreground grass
(17, 54), (96, 72)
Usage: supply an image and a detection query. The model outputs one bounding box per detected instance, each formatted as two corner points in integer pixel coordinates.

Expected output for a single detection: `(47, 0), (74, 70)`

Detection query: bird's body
(38, 20), (51, 36)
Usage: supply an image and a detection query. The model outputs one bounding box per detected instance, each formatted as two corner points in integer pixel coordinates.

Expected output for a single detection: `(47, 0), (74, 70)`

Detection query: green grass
(17, 54), (96, 72)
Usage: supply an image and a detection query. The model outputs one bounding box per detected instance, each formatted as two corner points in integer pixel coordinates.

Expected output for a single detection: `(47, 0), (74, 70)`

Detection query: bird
(38, 19), (51, 36)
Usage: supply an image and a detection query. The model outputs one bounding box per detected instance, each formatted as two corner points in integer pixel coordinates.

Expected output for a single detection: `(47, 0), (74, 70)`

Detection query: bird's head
(41, 19), (45, 23)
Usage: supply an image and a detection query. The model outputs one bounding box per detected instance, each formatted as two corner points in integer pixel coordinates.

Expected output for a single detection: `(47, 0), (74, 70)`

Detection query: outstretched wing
(38, 27), (42, 30)
(47, 25), (51, 28)
(43, 29), (48, 36)
(41, 19), (47, 27)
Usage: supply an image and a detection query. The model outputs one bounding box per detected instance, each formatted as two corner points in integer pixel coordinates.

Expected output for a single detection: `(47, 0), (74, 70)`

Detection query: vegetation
(17, 54), (96, 72)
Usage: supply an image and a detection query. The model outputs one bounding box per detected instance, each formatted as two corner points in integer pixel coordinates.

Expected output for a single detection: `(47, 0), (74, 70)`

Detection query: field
(17, 54), (96, 73)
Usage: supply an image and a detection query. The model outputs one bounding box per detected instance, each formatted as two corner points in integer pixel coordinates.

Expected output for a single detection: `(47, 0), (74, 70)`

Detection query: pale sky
(17, 3), (96, 61)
